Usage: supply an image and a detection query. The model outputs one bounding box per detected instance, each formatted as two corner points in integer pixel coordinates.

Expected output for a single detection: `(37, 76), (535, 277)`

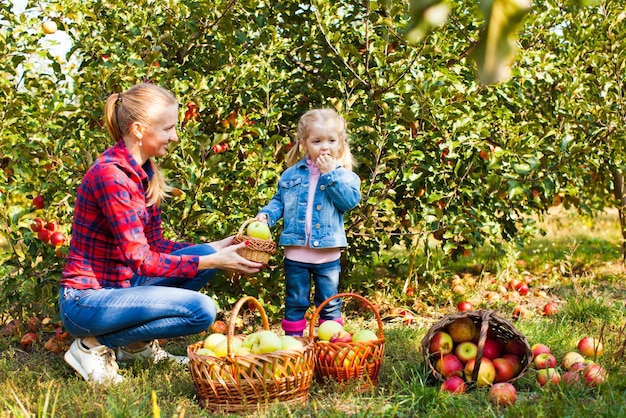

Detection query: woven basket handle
(308, 292), (384, 340)
(471, 309), (492, 383)
(226, 296), (270, 358)
(236, 218), (258, 237)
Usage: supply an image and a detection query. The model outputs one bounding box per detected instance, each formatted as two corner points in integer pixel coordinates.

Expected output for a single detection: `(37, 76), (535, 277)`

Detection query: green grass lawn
(2, 209), (626, 417)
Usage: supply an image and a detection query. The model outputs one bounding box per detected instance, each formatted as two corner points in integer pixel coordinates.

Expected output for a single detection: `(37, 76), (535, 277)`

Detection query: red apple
(516, 282), (529, 296)
(440, 375), (466, 394)
(493, 357), (516, 382)
(502, 354), (522, 376)
(32, 195), (45, 209)
(543, 302), (558, 316)
(504, 339), (527, 357)
(45, 220), (59, 232)
(210, 320), (227, 334)
(482, 338), (502, 360)
(37, 229), (51, 243)
(429, 331), (454, 355)
(457, 301), (472, 311)
(577, 336), (603, 358)
(561, 370), (581, 386)
(330, 330), (353, 343)
(30, 218), (44, 232)
(536, 367), (561, 386)
(583, 364), (607, 386)
(533, 353), (557, 369)
(454, 341), (478, 364)
(49, 231), (65, 247)
(447, 317), (476, 343)
(531, 343), (551, 357)
(569, 361), (589, 373)
(488, 382), (517, 406)
(435, 354), (463, 378)
(464, 357), (495, 387)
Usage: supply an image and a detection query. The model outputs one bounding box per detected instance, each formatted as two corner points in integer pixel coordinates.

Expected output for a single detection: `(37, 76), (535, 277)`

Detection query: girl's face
(304, 121), (341, 162)
(138, 103), (179, 158)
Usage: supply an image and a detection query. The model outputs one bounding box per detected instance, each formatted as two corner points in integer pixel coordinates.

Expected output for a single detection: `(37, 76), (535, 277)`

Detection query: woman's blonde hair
(286, 108), (355, 170)
(104, 83), (178, 207)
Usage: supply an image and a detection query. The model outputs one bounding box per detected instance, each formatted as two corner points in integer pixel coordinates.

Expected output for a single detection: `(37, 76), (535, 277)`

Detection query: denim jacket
(260, 158), (361, 248)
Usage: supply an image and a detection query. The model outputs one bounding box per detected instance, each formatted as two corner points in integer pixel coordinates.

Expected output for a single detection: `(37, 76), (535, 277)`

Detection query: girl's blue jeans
(59, 244), (217, 349)
(284, 258), (342, 322)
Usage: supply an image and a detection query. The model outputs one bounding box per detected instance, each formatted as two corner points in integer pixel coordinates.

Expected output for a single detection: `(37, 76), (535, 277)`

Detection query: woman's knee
(191, 295), (217, 329)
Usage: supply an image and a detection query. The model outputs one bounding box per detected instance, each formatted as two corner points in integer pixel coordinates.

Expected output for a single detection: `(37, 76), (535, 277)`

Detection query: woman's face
(304, 121), (340, 162)
(139, 103), (179, 158)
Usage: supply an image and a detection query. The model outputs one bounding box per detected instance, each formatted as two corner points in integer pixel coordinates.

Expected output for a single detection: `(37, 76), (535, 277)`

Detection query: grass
(2, 208), (626, 417)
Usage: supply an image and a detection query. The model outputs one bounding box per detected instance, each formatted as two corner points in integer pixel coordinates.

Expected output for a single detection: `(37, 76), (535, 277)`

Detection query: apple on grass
(583, 364), (607, 386)
(536, 368), (561, 386)
(457, 301), (473, 311)
(454, 341), (478, 364)
(489, 382), (517, 407)
(543, 302), (559, 316)
(531, 343), (551, 357)
(440, 375), (466, 394)
(429, 331), (454, 355)
(561, 370), (581, 386)
(533, 353), (557, 369)
(493, 357), (516, 383)
(435, 354), (463, 378)
(246, 221), (271, 240)
(317, 321), (344, 342)
(464, 358), (495, 387)
(577, 336), (603, 358)
(561, 351), (585, 370)
(447, 317), (476, 343)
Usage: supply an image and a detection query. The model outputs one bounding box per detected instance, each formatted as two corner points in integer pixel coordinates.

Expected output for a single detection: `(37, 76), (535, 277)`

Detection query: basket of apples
(232, 219), (277, 263)
(421, 310), (532, 389)
(187, 296), (315, 414)
(310, 293), (385, 387)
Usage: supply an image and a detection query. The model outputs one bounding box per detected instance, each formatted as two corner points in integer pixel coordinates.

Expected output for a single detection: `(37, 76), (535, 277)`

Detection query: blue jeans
(284, 258), (342, 322)
(59, 244), (217, 348)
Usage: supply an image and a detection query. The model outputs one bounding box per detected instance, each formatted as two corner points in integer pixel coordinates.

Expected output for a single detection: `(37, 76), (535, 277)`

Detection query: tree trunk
(612, 169), (626, 266)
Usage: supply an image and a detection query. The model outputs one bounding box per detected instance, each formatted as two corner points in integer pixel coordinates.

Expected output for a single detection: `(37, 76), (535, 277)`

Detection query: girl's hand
(316, 153), (336, 174)
(255, 213), (269, 224)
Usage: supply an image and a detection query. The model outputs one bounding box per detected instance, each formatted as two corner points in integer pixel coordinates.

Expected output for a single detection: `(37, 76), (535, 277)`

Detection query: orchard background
(0, 0), (624, 324)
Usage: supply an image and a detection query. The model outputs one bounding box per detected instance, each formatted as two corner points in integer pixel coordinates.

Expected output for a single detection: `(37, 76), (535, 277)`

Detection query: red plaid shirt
(61, 139), (198, 289)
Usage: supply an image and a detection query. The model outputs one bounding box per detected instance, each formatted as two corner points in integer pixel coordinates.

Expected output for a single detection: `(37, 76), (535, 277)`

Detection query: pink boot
(282, 318), (307, 337)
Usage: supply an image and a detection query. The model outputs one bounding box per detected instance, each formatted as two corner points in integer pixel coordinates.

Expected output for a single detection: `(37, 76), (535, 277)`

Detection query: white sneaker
(116, 340), (189, 365)
(64, 338), (124, 384)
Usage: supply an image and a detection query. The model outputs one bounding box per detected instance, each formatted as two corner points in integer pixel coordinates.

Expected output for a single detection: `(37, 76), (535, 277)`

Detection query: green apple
(352, 329), (378, 343)
(196, 347), (217, 357)
(280, 335), (304, 351)
(213, 338), (242, 357)
(251, 330), (282, 354)
(204, 333), (227, 350)
(246, 221), (271, 240)
(242, 331), (261, 349)
(317, 321), (344, 341)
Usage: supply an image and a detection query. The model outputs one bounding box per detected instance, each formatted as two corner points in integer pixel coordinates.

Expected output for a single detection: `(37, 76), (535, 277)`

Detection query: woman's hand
(199, 240), (263, 274)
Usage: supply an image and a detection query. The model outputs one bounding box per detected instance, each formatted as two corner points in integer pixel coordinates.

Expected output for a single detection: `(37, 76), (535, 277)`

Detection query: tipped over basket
(232, 219), (277, 263)
(310, 293), (385, 388)
(421, 309), (532, 386)
(187, 296), (315, 413)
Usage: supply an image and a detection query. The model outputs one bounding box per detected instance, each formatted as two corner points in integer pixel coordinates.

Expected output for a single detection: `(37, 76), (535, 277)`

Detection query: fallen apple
(440, 375), (466, 394)
(536, 367), (561, 386)
(457, 301), (473, 311)
(489, 382), (517, 406)
(531, 343), (551, 357)
(543, 302), (558, 316)
(577, 336), (603, 358)
(493, 357), (516, 383)
(561, 351), (585, 370)
(435, 354), (463, 378)
(464, 357), (496, 387)
(533, 353), (557, 369)
(210, 320), (227, 334)
(583, 363), (607, 386)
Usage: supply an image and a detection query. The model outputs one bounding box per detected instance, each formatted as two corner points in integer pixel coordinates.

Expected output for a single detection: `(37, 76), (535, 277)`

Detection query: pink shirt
(284, 157), (340, 264)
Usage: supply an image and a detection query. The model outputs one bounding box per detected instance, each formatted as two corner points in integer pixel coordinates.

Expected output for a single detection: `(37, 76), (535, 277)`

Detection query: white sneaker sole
(64, 349), (123, 384)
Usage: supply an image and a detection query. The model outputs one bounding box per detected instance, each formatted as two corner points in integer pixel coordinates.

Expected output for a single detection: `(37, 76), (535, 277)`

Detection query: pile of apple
(315, 321), (379, 368)
(531, 336), (608, 387)
(428, 316), (529, 395)
(195, 330), (307, 380)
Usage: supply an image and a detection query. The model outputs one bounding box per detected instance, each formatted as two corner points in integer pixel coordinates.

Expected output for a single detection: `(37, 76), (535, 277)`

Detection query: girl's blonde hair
(286, 108), (355, 170)
(104, 83), (178, 207)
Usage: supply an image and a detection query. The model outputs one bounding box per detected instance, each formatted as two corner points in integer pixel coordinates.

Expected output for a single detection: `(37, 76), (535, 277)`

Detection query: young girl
(256, 108), (361, 336)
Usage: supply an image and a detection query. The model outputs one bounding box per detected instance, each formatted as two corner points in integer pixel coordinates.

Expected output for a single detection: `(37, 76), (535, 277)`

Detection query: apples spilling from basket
(429, 317), (528, 392)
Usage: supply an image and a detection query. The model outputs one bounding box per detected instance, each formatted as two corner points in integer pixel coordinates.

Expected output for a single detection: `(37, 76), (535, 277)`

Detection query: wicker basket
(187, 296), (315, 413)
(421, 309), (532, 385)
(232, 219), (277, 263)
(310, 293), (385, 388)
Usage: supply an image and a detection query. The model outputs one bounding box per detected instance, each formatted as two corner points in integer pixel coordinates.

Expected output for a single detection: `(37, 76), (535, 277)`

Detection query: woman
(60, 83), (263, 384)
